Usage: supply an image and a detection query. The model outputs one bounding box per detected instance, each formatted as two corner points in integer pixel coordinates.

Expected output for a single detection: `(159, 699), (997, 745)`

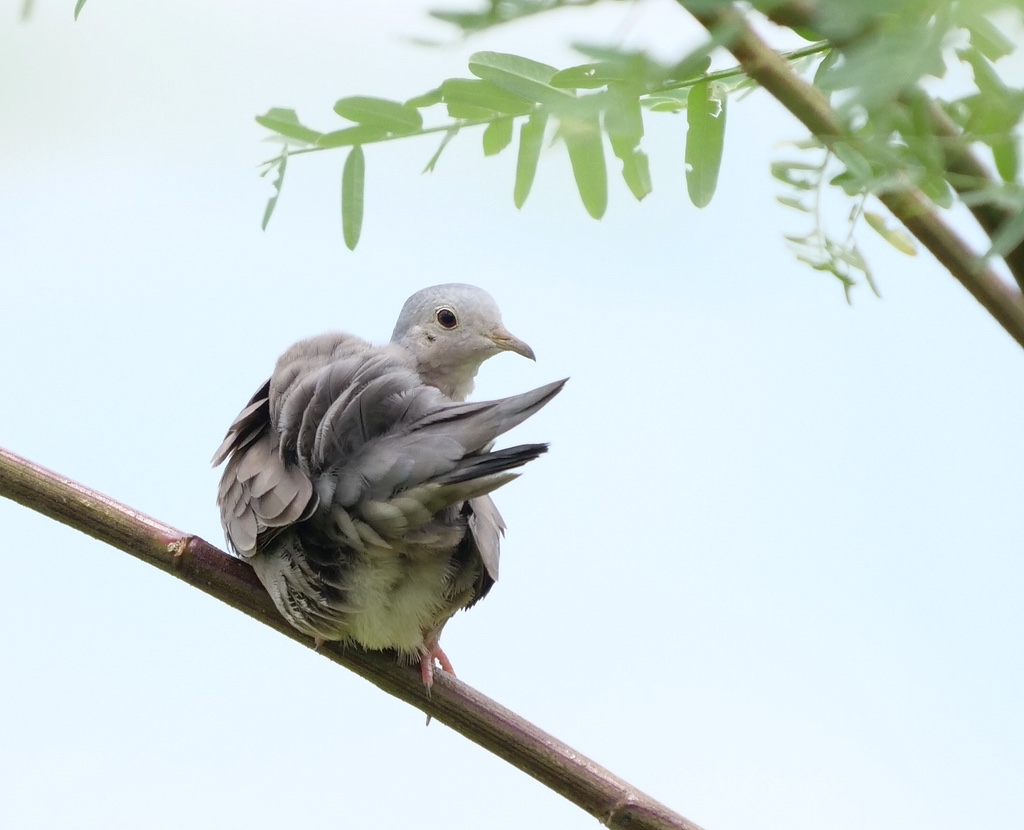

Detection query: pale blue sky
(2, 2), (1022, 829)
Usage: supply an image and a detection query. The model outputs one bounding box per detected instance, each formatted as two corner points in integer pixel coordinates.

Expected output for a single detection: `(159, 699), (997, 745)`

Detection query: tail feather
(414, 378), (567, 450)
(434, 443), (549, 486)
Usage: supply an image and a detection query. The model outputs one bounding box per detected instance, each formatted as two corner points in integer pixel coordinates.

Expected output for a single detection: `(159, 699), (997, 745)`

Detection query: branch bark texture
(679, 1), (1024, 348)
(0, 445), (702, 830)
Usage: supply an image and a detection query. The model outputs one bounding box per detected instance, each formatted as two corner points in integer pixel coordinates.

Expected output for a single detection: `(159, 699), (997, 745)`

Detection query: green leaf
(959, 187), (1024, 212)
(483, 117), (514, 157)
(424, 127), (458, 173)
(667, 52), (714, 84)
(771, 161), (818, 190)
(256, 108), (323, 145)
(986, 208), (1024, 260)
(817, 18), (947, 110)
(572, 40), (713, 87)
(900, 94), (946, 176)
(604, 85), (644, 151)
(832, 143), (873, 185)
(550, 51), (705, 91)
(406, 88), (444, 109)
(74, 0), (87, 20)
(953, 50), (1024, 145)
(789, 137), (826, 152)
(261, 154), (287, 231)
(992, 138), (1020, 182)
(514, 112), (547, 208)
(792, 26), (823, 42)
(918, 173), (953, 209)
(565, 45), (659, 79)
(941, 97), (971, 129)
(662, 30), (735, 86)
(812, 48), (840, 94)
(440, 79), (535, 116)
(685, 81), (727, 208)
(316, 125), (389, 148)
(561, 116), (607, 219)
(829, 170), (860, 196)
(446, 102), (499, 119)
(550, 64), (618, 91)
(468, 51), (574, 106)
(341, 146), (365, 251)
(960, 90), (1024, 137)
(957, 47), (1009, 99)
(617, 149), (651, 201)
(605, 86), (649, 201)
(964, 14), (1014, 61)
(772, 160), (822, 172)
(647, 100), (688, 114)
(776, 195), (810, 212)
(429, 10), (493, 33)
(333, 96), (423, 134)
(826, 238), (868, 272)
(430, 1), (564, 35)
(864, 211), (917, 256)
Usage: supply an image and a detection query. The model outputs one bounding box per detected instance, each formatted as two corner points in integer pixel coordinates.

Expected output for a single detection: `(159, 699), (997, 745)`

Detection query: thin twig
(677, 1), (1024, 349)
(259, 117), (498, 169)
(0, 445), (703, 830)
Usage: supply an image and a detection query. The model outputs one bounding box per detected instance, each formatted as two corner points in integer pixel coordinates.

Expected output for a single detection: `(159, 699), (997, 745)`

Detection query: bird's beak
(489, 326), (536, 361)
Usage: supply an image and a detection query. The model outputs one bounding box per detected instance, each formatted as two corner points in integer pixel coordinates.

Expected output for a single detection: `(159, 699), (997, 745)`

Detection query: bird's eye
(435, 308), (458, 329)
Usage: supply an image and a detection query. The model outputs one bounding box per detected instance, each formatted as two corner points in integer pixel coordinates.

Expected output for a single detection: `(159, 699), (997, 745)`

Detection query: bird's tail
(434, 443), (549, 486)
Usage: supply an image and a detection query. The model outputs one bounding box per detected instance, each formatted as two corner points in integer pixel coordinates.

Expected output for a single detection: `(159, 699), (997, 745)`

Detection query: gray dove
(213, 284), (564, 687)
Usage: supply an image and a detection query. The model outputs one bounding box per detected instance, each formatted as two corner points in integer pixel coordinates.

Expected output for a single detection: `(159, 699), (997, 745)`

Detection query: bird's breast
(343, 545), (458, 653)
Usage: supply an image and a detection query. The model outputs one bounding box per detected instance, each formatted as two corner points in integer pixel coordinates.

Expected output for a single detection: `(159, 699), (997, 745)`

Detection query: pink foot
(419, 642), (456, 689)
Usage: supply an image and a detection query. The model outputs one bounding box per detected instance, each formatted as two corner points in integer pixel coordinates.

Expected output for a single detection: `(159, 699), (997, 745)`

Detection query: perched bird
(213, 284), (564, 687)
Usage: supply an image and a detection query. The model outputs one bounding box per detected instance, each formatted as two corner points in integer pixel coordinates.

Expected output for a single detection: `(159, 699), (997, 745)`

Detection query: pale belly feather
(344, 544), (455, 654)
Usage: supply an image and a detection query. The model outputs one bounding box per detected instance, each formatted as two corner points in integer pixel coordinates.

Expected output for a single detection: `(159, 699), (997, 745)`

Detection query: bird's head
(391, 283), (534, 400)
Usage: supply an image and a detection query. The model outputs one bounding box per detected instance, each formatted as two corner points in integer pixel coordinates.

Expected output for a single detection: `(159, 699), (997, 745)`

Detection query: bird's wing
(314, 375), (563, 548)
(212, 334), (376, 554)
(213, 379), (316, 556)
(215, 332), (565, 554)
(467, 493), (505, 583)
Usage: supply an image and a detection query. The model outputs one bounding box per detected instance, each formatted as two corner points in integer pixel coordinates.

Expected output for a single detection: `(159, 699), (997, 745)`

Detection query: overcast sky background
(2, 2), (1023, 829)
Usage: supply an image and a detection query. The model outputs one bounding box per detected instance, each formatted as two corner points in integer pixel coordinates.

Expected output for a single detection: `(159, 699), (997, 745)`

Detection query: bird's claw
(419, 642), (456, 690)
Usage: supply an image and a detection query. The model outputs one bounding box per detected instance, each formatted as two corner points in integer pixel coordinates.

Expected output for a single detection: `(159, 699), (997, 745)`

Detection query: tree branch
(0, 444), (702, 830)
(747, 0), (1024, 293)
(905, 90), (1024, 293)
(677, 1), (1024, 349)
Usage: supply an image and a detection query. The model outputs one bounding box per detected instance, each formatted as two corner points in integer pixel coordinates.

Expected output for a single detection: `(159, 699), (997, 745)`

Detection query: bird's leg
(419, 640), (456, 689)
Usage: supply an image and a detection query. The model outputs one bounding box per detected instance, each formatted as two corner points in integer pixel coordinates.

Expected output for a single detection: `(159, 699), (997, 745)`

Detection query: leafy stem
(258, 40), (831, 174)
(645, 40), (830, 95)
(258, 117), (498, 171)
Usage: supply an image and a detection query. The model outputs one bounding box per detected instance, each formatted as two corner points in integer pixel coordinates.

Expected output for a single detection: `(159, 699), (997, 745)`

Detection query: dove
(213, 284), (564, 687)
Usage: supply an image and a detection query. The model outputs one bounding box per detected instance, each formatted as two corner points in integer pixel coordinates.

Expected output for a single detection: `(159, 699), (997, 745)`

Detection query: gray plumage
(213, 284), (564, 685)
